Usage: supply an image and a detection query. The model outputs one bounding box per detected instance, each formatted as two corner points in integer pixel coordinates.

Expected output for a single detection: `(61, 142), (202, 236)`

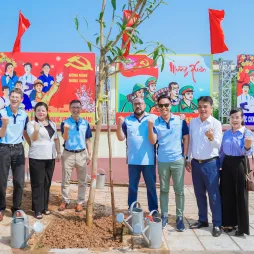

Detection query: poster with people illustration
(116, 54), (213, 123)
(236, 54), (254, 125)
(0, 52), (96, 124)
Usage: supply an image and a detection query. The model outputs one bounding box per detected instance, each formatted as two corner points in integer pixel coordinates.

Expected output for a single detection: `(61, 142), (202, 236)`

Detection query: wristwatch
(183, 155), (188, 160)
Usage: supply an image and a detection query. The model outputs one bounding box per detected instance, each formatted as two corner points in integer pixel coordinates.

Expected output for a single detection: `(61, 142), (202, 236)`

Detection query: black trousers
(0, 144), (25, 212)
(29, 158), (55, 213)
(220, 155), (249, 235)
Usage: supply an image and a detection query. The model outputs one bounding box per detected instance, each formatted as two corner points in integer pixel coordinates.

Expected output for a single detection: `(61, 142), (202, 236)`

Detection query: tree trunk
(106, 74), (116, 237)
(86, 57), (105, 227)
(86, 0), (106, 227)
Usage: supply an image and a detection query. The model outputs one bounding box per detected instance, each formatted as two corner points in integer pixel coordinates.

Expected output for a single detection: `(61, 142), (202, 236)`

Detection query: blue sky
(0, 0), (253, 63)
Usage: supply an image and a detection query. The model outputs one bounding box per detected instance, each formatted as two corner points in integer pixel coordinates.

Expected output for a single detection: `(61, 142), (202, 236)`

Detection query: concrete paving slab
(0, 237), (12, 251)
(198, 235), (241, 251)
(164, 223), (195, 236)
(0, 227), (11, 237)
(231, 236), (254, 251)
(163, 235), (204, 251)
(249, 215), (254, 224)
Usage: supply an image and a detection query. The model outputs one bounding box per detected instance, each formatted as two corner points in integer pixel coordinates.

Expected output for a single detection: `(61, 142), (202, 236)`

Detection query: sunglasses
(158, 103), (171, 108)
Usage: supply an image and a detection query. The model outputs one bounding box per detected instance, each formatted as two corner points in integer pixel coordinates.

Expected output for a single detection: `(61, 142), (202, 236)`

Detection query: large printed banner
(0, 52), (96, 124)
(237, 54), (254, 125)
(116, 54), (213, 123)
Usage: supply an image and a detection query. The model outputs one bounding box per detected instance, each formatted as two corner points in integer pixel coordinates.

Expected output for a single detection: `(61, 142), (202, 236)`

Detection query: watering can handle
(97, 168), (106, 174)
(13, 210), (28, 226)
(130, 201), (141, 212)
(149, 210), (159, 216)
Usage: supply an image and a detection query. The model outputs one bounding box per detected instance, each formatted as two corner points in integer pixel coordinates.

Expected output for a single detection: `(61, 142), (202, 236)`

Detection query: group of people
(117, 95), (253, 237)
(0, 85), (252, 238)
(0, 88), (92, 220)
(0, 62), (63, 110)
(121, 80), (199, 113)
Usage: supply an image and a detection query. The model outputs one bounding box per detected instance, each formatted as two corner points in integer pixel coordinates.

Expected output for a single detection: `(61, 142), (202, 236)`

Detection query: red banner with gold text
(0, 52), (96, 124)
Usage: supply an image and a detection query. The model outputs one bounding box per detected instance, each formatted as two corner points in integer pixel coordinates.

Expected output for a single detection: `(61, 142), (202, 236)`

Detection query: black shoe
(212, 226), (222, 237)
(235, 230), (244, 237)
(189, 221), (209, 229)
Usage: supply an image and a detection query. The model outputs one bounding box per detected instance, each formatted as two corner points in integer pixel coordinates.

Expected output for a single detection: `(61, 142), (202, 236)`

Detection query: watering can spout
(116, 201), (144, 235)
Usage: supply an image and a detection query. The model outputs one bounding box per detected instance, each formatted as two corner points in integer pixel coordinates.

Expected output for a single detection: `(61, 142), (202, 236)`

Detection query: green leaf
(122, 4), (126, 11)
(107, 56), (113, 63)
(96, 36), (100, 45)
(99, 12), (104, 21)
(116, 22), (124, 30)
(111, 0), (116, 10)
(74, 16), (79, 30)
(134, 49), (146, 54)
(82, 17), (88, 28)
(153, 49), (159, 61)
(115, 46), (123, 56)
(138, 38), (143, 44)
(161, 55), (165, 72)
(87, 41), (92, 51)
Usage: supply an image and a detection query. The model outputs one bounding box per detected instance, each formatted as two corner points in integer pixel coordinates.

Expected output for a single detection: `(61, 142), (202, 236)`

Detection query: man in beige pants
(58, 99), (92, 212)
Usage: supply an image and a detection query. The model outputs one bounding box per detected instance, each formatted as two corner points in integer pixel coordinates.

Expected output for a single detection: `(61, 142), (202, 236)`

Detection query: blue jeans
(191, 158), (222, 227)
(128, 165), (158, 212)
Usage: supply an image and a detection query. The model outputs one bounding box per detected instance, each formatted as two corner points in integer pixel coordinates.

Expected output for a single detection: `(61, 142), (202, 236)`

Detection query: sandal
(34, 212), (43, 219)
(223, 227), (236, 233)
(42, 210), (51, 215)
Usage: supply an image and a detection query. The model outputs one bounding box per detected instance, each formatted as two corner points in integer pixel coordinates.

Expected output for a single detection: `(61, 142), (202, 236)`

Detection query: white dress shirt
(27, 120), (58, 160)
(188, 115), (222, 160)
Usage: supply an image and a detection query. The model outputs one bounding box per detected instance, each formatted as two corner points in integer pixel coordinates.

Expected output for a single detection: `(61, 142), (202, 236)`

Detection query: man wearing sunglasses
(58, 99), (92, 213)
(148, 95), (189, 231)
(116, 97), (158, 213)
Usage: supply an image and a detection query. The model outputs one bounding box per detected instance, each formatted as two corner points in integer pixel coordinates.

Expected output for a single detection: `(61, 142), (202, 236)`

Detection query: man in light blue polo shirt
(148, 94), (189, 230)
(0, 88), (30, 221)
(58, 99), (92, 213)
(116, 97), (158, 212)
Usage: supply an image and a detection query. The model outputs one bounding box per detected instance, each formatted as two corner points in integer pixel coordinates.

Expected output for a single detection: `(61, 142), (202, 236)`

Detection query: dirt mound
(38, 213), (125, 249)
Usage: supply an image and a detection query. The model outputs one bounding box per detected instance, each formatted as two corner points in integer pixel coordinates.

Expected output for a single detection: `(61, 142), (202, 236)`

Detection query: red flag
(209, 9), (228, 54)
(118, 55), (158, 78)
(122, 10), (140, 56)
(12, 11), (30, 52)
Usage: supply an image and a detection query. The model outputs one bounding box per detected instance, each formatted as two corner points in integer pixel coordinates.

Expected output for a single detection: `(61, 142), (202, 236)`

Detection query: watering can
(11, 210), (43, 249)
(116, 201), (144, 235)
(141, 210), (162, 249)
(96, 168), (106, 189)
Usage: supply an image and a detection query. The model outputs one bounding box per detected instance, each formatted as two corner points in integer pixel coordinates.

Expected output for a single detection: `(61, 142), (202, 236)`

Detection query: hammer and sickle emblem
(64, 56), (93, 71)
(139, 59), (149, 67)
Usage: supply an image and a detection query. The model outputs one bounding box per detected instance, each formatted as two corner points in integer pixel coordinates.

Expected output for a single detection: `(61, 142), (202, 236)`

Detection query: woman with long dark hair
(27, 102), (61, 219)
(219, 108), (253, 236)
(1, 63), (19, 91)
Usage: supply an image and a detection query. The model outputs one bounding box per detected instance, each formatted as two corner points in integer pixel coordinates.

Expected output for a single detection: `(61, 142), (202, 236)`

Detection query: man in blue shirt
(0, 88), (30, 221)
(116, 97), (158, 212)
(148, 94), (189, 231)
(58, 99), (92, 213)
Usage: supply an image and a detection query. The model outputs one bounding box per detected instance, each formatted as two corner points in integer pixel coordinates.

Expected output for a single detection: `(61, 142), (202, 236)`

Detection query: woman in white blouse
(27, 102), (61, 219)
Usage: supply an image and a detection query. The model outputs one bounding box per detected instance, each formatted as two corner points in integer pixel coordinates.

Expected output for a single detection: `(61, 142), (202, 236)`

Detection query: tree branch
(106, 10), (115, 44)
(76, 29), (101, 50)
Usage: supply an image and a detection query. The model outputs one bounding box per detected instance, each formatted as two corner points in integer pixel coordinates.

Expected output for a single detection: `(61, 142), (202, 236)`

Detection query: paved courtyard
(0, 183), (254, 253)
